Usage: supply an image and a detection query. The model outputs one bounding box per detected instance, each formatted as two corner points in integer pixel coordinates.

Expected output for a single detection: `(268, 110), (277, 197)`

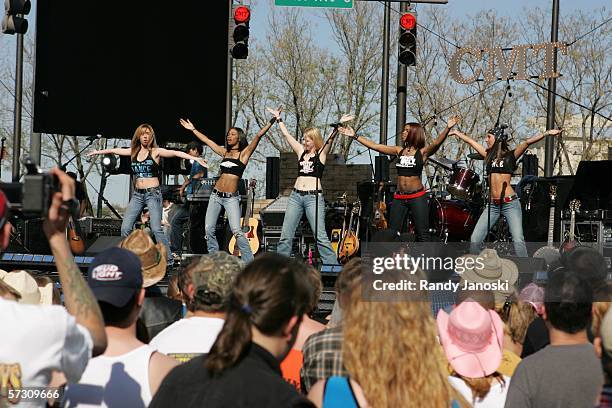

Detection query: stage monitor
(34, 0), (229, 145)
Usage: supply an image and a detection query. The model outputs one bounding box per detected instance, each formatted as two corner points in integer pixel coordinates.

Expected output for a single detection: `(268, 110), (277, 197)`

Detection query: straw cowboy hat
(120, 230), (167, 288)
(460, 249), (518, 303)
(437, 300), (505, 378)
(1, 270), (53, 305)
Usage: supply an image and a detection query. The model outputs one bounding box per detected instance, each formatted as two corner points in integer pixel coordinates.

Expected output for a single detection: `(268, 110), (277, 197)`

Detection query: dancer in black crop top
(179, 113), (277, 262)
(451, 127), (563, 256)
(268, 108), (340, 265)
(88, 124), (207, 264)
(339, 116), (460, 241)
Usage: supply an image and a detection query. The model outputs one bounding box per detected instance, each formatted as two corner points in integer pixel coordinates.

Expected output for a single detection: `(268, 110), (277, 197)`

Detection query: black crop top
(131, 150), (160, 179)
(220, 154), (246, 177)
(298, 151), (325, 179)
(487, 150), (517, 174)
(395, 148), (423, 177)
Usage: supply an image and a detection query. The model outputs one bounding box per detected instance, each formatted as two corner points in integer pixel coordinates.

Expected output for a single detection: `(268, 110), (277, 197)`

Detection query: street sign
(275, 0), (353, 9)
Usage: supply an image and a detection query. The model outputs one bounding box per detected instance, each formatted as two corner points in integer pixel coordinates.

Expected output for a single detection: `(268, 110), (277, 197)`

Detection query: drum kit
(426, 154), (508, 243)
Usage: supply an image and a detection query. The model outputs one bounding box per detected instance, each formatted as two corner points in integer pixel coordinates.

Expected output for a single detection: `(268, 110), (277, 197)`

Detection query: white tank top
(63, 344), (156, 407)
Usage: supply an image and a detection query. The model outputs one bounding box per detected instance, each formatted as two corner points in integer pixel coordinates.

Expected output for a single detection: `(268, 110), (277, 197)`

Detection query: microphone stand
(60, 137), (99, 171)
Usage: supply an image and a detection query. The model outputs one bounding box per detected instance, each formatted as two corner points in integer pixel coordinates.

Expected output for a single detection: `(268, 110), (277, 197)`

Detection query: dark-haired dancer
(451, 127), (562, 256)
(150, 254), (312, 407)
(179, 115), (276, 262)
(339, 117), (460, 241)
(88, 124), (207, 259)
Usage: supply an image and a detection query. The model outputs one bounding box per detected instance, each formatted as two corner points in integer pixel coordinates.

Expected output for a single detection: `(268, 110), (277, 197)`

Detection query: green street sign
(274, 0), (353, 9)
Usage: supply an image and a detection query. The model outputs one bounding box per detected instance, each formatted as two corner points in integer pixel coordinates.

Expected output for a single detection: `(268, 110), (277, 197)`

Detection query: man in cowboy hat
(459, 248), (519, 304)
(0, 169), (107, 406)
(1, 270), (54, 305)
(120, 229), (183, 339)
(150, 252), (242, 362)
(505, 267), (603, 407)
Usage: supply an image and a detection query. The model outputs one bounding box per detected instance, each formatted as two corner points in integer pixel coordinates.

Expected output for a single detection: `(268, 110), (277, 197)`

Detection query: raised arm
(514, 129), (562, 158)
(421, 115), (460, 159)
(240, 116), (277, 161)
(86, 147), (131, 157)
(318, 128), (339, 164)
(449, 129), (487, 158)
(156, 148), (208, 169)
(44, 168), (107, 357)
(338, 127), (400, 156)
(267, 107), (303, 156)
(179, 119), (226, 157)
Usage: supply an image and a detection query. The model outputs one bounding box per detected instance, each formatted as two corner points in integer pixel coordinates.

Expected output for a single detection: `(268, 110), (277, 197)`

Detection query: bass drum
(429, 198), (479, 242)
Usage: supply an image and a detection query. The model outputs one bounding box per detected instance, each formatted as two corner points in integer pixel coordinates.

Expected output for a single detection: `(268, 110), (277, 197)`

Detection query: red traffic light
(234, 6), (250, 24)
(400, 13), (416, 30)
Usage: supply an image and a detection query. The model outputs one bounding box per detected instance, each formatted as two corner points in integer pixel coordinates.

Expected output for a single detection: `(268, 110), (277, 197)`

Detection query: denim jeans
(470, 199), (528, 257)
(121, 188), (171, 259)
(277, 191), (339, 265)
(388, 194), (429, 242)
(170, 204), (189, 254)
(205, 191), (253, 262)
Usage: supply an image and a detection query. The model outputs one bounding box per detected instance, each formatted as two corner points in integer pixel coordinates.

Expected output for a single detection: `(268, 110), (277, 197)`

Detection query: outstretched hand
(85, 151), (97, 157)
(196, 158), (208, 168)
(447, 115), (461, 129)
(339, 113), (355, 124)
(180, 119), (195, 131)
(338, 126), (356, 137)
(546, 128), (563, 136)
(266, 107), (283, 120)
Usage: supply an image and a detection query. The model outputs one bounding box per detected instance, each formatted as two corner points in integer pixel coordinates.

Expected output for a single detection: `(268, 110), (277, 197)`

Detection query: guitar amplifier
(560, 220), (612, 254)
(79, 217), (122, 236)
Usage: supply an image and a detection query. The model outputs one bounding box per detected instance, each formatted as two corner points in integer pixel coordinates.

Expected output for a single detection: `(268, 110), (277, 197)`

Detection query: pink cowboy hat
(437, 300), (504, 378)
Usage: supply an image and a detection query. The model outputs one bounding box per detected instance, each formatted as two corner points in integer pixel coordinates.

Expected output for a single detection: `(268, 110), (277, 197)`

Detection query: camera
(0, 157), (60, 218)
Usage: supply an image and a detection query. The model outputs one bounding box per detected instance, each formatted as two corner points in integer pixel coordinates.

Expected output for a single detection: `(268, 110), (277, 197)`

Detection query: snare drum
(448, 167), (480, 200)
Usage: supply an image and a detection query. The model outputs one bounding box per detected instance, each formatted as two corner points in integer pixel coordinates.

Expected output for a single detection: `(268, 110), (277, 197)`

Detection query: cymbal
(428, 156), (456, 171)
(467, 152), (484, 160)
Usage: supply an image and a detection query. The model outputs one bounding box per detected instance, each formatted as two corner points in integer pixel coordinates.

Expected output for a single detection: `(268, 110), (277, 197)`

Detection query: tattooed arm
(43, 168), (107, 357)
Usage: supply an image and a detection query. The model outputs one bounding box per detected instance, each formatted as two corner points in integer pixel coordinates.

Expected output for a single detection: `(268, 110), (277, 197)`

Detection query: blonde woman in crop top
(340, 116), (460, 242)
(267, 108), (341, 265)
(450, 127), (562, 256)
(179, 114), (277, 262)
(87, 124), (207, 260)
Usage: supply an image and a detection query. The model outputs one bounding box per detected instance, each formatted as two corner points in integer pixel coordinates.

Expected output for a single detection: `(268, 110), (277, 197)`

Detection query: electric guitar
(533, 185), (560, 266)
(228, 179), (260, 257)
(338, 200), (361, 264)
(560, 199), (581, 254)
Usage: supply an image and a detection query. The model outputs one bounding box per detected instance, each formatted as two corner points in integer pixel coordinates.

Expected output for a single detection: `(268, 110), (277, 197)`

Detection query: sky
(0, 0), (609, 207)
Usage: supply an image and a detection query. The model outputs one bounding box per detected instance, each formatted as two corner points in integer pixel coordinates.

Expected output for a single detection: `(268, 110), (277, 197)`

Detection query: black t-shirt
(150, 343), (314, 408)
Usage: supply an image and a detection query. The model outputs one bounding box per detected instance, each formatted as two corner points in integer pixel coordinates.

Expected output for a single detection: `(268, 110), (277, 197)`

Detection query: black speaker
(522, 154), (538, 177)
(266, 157), (280, 199)
(86, 236), (124, 255)
(24, 219), (51, 253)
(374, 155), (390, 183)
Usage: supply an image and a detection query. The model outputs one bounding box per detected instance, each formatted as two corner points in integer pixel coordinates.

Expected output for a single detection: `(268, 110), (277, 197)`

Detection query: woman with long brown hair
(339, 117), (460, 241)
(450, 127), (562, 256)
(179, 115), (276, 262)
(149, 253), (312, 407)
(88, 124), (207, 258)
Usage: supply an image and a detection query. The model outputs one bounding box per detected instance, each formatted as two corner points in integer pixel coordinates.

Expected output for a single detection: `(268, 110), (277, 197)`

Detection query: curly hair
(495, 298), (538, 344)
(343, 287), (461, 407)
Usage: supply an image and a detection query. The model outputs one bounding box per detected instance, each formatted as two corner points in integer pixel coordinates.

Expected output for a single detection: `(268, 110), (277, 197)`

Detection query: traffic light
(398, 11), (417, 66)
(2, 0), (31, 35)
(230, 5), (250, 59)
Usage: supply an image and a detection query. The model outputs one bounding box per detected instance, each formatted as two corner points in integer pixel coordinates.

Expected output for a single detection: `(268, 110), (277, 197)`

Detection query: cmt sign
(449, 42), (568, 84)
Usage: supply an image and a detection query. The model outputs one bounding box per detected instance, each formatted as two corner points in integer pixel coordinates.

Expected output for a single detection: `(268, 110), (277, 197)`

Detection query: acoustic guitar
(338, 200), (361, 264)
(372, 181), (388, 230)
(228, 179), (260, 257)
(67, 217), (85, 255)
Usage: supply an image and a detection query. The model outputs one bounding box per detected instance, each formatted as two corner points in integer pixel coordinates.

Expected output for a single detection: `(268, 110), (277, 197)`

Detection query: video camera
(0, 157), (60, 219)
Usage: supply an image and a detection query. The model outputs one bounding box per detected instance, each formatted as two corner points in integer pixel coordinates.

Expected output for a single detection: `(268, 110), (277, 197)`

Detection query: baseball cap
(191, 252), (242, 309)
(88, 247), (143, 307)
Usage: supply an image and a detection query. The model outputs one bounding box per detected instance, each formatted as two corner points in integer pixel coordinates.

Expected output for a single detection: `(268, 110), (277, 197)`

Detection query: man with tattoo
(0, 168), (107, 407)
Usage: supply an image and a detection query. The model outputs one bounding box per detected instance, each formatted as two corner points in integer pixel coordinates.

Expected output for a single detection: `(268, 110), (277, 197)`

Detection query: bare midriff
(294, 176), (323, 191)
(489, 173), (515, 199)
(134, 177), (160, 189)
(396, 175), (423, 193)
(214, 173), (242, 193)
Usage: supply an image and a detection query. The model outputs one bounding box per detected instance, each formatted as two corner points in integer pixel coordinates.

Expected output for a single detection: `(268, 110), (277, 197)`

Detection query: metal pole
(544, 0), (560, 177)
(97, 172), (107, 218)
(395, 2), (409, 146)
(12, 33), (24, 181)
(225, 0), (233, 149)
(380, 2), (391, 145)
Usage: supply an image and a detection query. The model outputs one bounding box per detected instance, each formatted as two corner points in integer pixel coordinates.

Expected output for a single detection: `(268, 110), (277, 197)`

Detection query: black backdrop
(34, 0), (229, 145)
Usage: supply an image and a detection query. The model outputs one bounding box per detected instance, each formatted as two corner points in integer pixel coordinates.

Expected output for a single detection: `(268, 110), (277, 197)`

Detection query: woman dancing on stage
(450, 127), (562, 256)
(339, 116), (460, 241)
(267, 108), (341, 265)
(179, 114), (277, 262)
(87, 124), (208, 259)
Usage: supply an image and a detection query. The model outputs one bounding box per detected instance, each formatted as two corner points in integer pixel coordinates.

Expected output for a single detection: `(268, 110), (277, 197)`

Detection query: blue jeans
(205, 191), (253, 262)
(277, 191), (339, 265)
(121, 188), (171, 260)
(470, 199), (528, 257)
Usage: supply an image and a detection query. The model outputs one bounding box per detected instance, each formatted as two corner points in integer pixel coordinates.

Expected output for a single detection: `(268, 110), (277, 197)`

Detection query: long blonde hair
(303, 128), (324, 152)
(131, 124), (158, 161)
(343, 288), (461, 407)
